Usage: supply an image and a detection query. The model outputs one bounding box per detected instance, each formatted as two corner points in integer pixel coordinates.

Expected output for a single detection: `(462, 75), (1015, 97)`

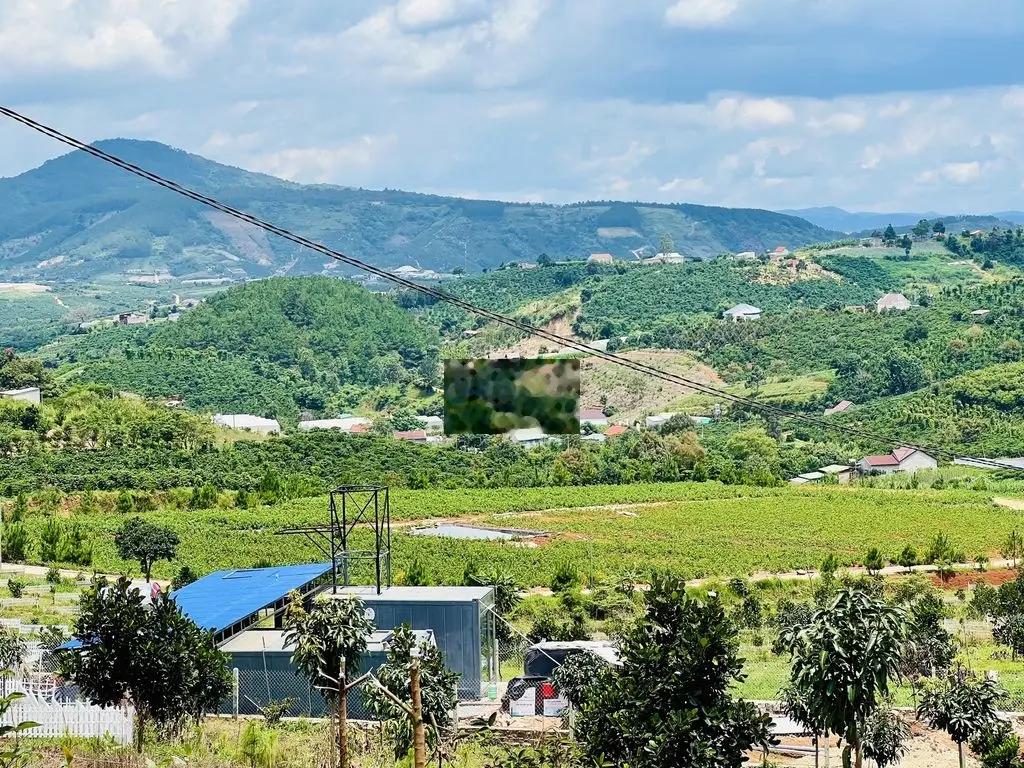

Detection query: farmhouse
(971, 309), (991, 318)
(117, 312), (149, 325)
(605, 424), (629, 437)
(579, 409), (609, 427)
(876, 293), (911, 313)
(417, 415), (444, 432)
(821, 464), (855, 484)
(394, 429), (428, 443)
(857, 446), (937, 476)
(509, 427), (556, 447)
(734, 251), (757, 260)
(645, 412), (677, 429)
(0, 386), (41, 405)
(723, 303), (762, 322)
(297, 416), (372, 433)
(212, 414), (281, 434)
(588, 253), (614, 264)
(824, 400), (853, 417)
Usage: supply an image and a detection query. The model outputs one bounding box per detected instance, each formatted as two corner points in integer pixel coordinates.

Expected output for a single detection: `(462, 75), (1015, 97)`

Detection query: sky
(1, 0), (1024, 213)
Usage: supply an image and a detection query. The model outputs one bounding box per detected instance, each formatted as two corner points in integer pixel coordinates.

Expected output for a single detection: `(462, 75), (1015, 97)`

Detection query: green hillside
(0, 140), (834, 282)
(44, 277), (440, 421)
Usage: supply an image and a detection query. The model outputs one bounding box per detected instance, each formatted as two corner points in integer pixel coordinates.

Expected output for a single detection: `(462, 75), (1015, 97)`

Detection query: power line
(2, 105), (1020, 473)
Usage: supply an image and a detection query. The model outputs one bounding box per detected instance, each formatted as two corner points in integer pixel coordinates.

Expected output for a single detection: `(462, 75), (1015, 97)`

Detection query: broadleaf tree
(114, 517), (179, 582)
(61, 577), (230, 752)
(577, 575), (775, 767)
(781, 587), (906, 768)
(918, 666), (1006, 768)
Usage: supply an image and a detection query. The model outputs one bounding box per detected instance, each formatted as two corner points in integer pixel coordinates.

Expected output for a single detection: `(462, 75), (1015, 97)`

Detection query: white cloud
(664, 0), (740, 28)
(917, 161), (983, 185)
(809, 112), (866, 135)
(878, 100), (912, 118)
(1002, 88), (1024, 110)
(395, 0), (476, 30)
(0, 0), (248, 77)
(250, 135), (398, 183)
(714, 97), (795, 129)
(658, 177), (708, 193)
(486, 100), (546, 120)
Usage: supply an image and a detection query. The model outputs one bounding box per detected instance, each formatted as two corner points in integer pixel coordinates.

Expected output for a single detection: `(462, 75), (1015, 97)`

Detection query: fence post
(232, 668), (239, 719)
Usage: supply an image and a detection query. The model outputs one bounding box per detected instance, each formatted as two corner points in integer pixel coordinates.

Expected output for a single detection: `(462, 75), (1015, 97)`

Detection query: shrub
(550, 561), (580, 593)
(6, 578), (24, 599)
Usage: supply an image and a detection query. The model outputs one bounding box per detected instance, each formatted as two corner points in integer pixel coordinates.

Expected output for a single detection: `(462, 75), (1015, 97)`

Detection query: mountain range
(0, 139), (835, 283)
(781, 206), (1024, 234)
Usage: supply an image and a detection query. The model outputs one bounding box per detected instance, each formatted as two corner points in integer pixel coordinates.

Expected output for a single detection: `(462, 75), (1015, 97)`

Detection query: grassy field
(20, 482), (1024, 586)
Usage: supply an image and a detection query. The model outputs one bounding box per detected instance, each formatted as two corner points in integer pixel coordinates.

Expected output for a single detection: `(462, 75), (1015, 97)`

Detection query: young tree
(901, 593), (955, 679)
(577, 575), (775, 767)
(363, 624), (458, 757)
(860, 702), (910, 768)
(918, 667), (1006, 768)
(62, 577), (230, 752)
(1002, 530), (1022, 569)
(781, 587), (906, 768)
(114, 517), (179, 582)
(913, 219), (931, 237)
(864, 547), (885, 575)
(898, 544), (918, 572)
(283, 591), (373, 766)
(882, 224), (897, 245)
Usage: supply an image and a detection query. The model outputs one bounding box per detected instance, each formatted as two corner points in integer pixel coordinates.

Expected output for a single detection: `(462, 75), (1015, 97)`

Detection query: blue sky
(2, 0), (1024, 212)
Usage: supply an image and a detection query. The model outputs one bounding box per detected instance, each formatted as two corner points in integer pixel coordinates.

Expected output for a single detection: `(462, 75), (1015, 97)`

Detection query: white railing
(2, 690), (134, 744)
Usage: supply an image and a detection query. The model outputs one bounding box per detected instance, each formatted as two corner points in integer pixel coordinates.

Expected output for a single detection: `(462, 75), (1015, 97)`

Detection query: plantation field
(22, 483), (1024, 586)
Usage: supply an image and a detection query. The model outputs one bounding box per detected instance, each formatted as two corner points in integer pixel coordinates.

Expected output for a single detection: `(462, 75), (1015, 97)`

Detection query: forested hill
(0, 140), (834, 282)
(45, 277), (441, 421)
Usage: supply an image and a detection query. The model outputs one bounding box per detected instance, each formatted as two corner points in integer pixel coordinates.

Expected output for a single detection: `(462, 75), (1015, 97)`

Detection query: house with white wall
(0, 387), (41, 405)
(857, 446), (936, 475)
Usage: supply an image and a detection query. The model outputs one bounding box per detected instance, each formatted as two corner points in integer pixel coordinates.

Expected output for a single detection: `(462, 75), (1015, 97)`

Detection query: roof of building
(528, 640), (621, 666)
(820, 464), (853, 474)
(0, 387), (40, 396)
(581, 433), (606, 442)
(394, 429), (428, 440)
(876, 293), (910, 308)
(350, 423), (371, 434)
(789, 477), (812, 484)
(824, 400), (853, 416)
(220, 628), (434, 654)
(798, 471), (826, 481)
(605, 424), (629, 437)
(329, 585), (493, 604)
(724, 303), (762, 316)
(298, 417), (371, 432)
(892, 446), (919, 462)
(171, 563), (334, 635)
(510, 427), (549, 442)
(588, 253), (613, 262)
(862, 454), (901, 466)
(971, 309), (991, 316)
(213, 414), (281, 431)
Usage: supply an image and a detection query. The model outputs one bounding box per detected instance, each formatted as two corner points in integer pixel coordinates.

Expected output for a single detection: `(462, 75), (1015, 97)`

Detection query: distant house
(876, 293), (911, 313)
(723, 304), (762, 322)
(969, 229), (985, 237)
(734, 251), (757, 260)
(641, 252), (684, 265)
(213, 414), (281, 435)
(118, 313), (149, 325)
(463, 329), (481, 337)
(773, 247), (790, 257)
(824, 400), (853, 417)
(579, 409), (608, 427)
(789, 471), (825, 485)
(350, 423), (371, 434)
(509, 427), (555, 448)
(645, 412), (677, 429)
(394, 265), (419, 275)
(970, 309), (991, 318)
(605, 424), (629, 437)
(298, 417), (372, 433)
(588, 253), (614, 264)
(394, 429), (428, 443)
(581, 433), (606, 443)
(821, 464), (855, 484)
(417, 415), (444, 432)
(0, 387), (41, 405)
(517, 262), (539, 270)
(857, 446), (937, 476)
(845, 305), (868, 313)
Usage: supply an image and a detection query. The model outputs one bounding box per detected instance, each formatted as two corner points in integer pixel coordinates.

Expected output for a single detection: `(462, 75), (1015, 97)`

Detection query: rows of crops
(26, 482), (1022, 585)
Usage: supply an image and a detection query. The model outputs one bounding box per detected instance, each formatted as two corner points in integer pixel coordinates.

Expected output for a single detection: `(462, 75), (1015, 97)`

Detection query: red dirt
(930, 567), (1018, 590)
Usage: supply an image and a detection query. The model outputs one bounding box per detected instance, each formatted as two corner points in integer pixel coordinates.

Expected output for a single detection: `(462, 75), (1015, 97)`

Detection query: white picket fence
(1, 688), (134, 744)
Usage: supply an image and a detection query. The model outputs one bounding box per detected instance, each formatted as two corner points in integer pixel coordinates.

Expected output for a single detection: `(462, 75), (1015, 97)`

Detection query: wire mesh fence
(228, 667), (377, 721)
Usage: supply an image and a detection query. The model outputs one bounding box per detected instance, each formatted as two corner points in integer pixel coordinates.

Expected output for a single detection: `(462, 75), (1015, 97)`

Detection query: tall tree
(577, 575), (775, 767)
(883, 224), (897, 245)
(114, 517), (179, 582)
(781, 587), (906, 768)
(913, 219), (931, 237)
(918, 667), (1006, 768)
(62, 577), (230, 752)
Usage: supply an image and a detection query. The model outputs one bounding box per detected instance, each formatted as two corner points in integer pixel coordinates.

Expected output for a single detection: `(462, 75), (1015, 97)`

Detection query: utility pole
(338, 658), (348, 768)
(411, 656), (426, 768)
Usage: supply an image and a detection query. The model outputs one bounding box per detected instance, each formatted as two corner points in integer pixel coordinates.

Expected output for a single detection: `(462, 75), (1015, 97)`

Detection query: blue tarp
(170, 563), (334, 634)
(59, 563), (333, 650)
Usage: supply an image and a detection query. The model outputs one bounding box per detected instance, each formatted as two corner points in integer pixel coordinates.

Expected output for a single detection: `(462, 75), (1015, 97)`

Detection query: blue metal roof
(171, 562), (334, 634)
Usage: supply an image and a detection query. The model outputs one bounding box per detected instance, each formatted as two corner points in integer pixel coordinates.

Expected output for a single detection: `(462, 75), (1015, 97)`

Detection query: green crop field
(25, 482), (1024, 586)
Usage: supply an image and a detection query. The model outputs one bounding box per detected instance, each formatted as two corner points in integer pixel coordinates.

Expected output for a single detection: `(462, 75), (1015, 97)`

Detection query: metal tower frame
(276, 485), (392, 594)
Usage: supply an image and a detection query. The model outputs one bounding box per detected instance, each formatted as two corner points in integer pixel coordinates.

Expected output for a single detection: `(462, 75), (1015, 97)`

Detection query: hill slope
(46, 276), (440, 420)
(0, 140), (835, 282)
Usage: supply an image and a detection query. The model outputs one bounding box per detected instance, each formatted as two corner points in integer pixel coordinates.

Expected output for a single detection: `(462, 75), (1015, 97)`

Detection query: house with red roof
(857, 446), (937, 476)
(394, 429), (428, 443)
(605, 424), (629, 437)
